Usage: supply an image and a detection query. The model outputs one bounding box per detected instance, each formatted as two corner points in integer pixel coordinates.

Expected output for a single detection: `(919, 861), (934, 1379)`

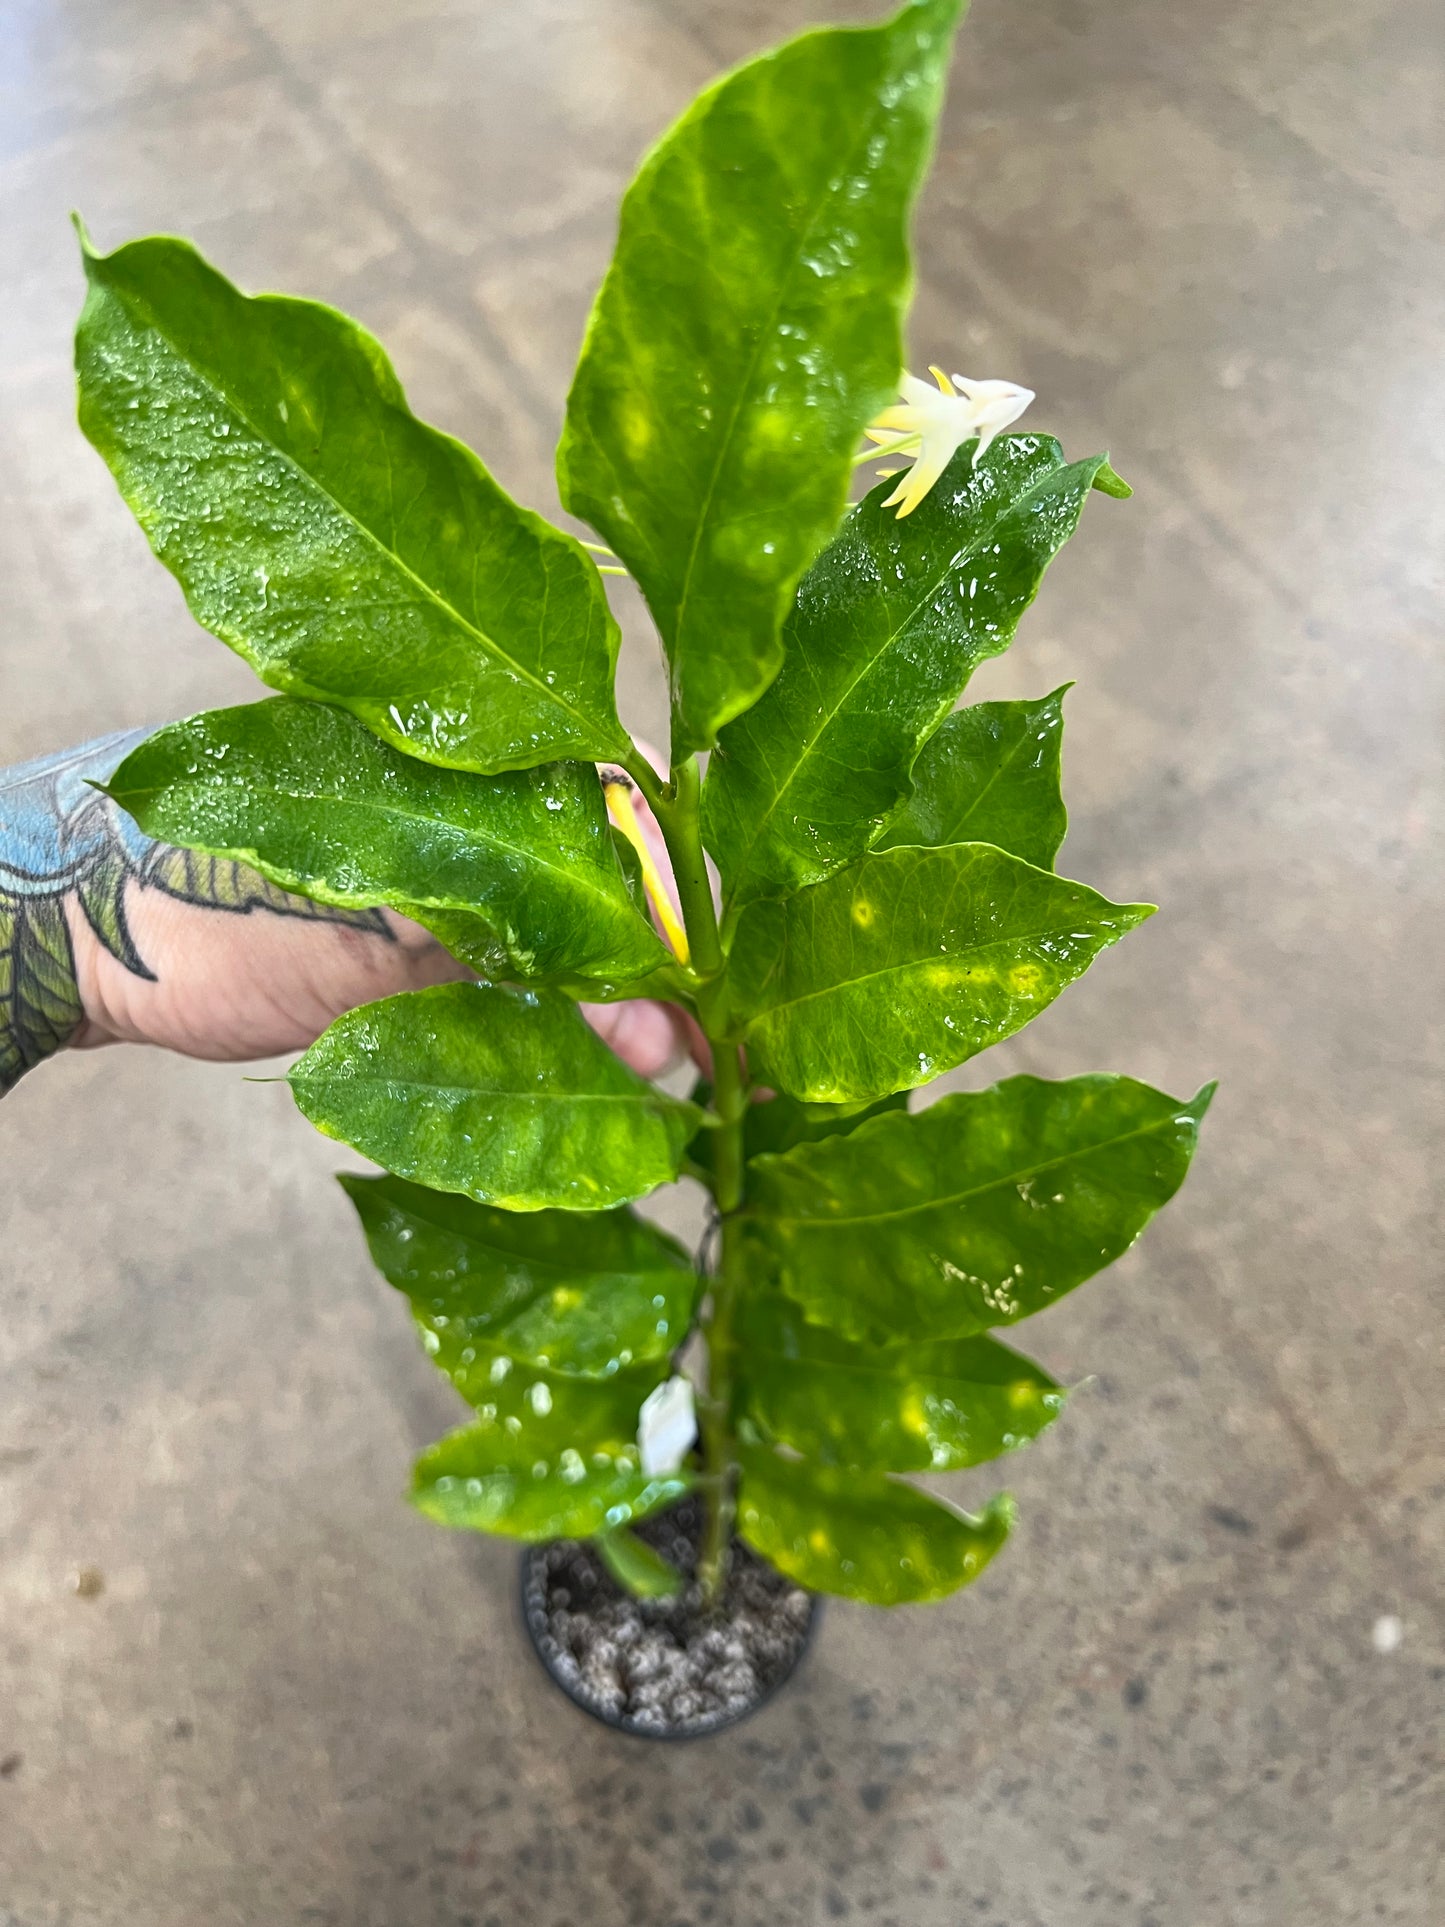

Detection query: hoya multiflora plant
(82, 0), (1209, 1608)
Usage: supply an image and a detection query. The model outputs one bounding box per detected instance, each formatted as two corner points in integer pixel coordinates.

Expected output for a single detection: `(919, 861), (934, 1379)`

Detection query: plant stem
(641, 755), (723, 983)
(697, 1039), (747, 1601)
(637, 750), (745, 1604)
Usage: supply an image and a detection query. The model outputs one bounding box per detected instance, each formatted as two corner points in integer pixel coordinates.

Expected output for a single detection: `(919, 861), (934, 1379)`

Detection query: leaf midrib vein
(728, 459), (1089, 899)
(901, 702), (1061, 851)
(746, 911), (1126, 1024)
(123, 775), (645, 928)
(669, 55), (911, 714)
(109, 276), (608, 746)
(759, 1113), (1188, 1231)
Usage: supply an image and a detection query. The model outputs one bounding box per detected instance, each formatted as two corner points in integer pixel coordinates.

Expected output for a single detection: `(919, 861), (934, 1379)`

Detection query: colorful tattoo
(0, 728), (388, 1096)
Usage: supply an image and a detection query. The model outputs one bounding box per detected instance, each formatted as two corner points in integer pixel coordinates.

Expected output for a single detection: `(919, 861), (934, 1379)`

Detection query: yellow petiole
(604, 778), (691, 965)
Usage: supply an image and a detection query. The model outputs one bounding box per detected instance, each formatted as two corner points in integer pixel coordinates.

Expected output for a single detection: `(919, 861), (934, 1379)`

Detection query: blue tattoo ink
(1, 727), (387, 1095)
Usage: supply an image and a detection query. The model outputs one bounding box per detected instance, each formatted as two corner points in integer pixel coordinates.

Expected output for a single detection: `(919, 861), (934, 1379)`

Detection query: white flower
(636, 1374), (697, 1478)
(864, 367), (1035, 517)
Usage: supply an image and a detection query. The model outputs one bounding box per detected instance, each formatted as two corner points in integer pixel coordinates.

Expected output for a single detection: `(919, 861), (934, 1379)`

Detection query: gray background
(1, 1), (1441, 1922)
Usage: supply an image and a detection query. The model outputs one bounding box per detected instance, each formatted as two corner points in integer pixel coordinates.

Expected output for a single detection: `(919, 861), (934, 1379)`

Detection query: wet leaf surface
(341, 1172), (698, 1380)
(703, 442), (1122, 914)
(77, 230), (629, 773)
(413, 1369), (688, 1542)
(559, 0), (962, 756)
(108, 698), (669, 985)
(289, 984), (701, 1210)
(744, 1073), (1214, 1343)
(727, 843), (1152, 1102)
(737, 1441), (1012, 1603)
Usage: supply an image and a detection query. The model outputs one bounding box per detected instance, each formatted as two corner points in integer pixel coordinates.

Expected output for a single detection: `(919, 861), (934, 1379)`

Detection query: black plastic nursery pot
(520, 1496), (821, 1739)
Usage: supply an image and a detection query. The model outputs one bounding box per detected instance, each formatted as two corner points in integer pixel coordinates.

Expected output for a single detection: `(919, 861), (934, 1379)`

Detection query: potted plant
(80, 0), (1209, 1739)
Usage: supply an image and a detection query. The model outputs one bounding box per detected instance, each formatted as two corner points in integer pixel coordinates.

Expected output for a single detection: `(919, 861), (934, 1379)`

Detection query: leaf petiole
(604, 778), (691, 964)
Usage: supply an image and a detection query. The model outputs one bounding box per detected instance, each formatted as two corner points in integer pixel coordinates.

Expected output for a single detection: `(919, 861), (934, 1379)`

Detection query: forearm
(3, 728), (146, 1093)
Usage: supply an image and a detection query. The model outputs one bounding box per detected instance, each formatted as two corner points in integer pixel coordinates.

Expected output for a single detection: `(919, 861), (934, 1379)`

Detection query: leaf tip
(1188, 1079), (1220, 1121)
(903, 0), (968, 39)
(986, 1489), (1017, 1536)
(1092, 456), (1132, 500)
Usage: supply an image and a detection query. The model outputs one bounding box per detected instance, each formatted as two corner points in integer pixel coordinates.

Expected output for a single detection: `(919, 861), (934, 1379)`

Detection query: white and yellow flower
(863, 366), (1035, 517)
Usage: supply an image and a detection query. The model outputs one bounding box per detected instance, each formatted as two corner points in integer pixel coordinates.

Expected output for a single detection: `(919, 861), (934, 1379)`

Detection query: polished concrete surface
(1, 2), (1442, 1922)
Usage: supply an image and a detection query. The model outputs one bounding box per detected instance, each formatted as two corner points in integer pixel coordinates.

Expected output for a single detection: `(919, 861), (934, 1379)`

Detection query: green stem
(641, 755), (723, 983)
(697, 1040), (747, 1602)
(634, 749), (744, 1603)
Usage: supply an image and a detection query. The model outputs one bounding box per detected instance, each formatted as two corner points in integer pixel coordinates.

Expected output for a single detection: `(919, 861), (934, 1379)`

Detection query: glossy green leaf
(744, 1073), (1214, 1343)
(609, 828), (648, 916)
(737, 1292), (1063, 1471)
(107, 699), (669, 985)
(702, 442), (1122, 915)
(877, 689), (1069, 868)
(738, 1088), (911, 1161)
(339, 1172), (697, 1380)
(726, 844), (1152, 1103)
(413, 1371), (689, 1542)
(597, 1528), (684, 1599)
(558, 0), (963, 756)
(289, 984), (701, 1210)
(688, 1084), (908, 1180)
(736, 1442), (1012, 1603)
(75, 229), (629, 774)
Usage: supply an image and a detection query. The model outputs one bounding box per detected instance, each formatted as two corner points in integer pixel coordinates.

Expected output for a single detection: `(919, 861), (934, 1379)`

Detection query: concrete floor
(2, 0), (1442, 1921)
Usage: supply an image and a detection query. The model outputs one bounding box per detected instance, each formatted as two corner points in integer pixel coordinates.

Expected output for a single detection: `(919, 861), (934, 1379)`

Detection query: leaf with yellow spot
(290, 983), (701, 1212)
(737, 1442), (1012, 1604)
(559, 0), (965, 756)
(743, 1073), (1214, 1344)
(736, 1293), (1062, 1471)
(340, 1173), (699, 1381)
(75, 230), (630, 774)
(702, 445), (1117, 916)
(725, 842), (1152, 1104)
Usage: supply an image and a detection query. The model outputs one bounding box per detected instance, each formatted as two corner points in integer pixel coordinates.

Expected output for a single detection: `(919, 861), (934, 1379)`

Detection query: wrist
(60, 894), (115, 1049)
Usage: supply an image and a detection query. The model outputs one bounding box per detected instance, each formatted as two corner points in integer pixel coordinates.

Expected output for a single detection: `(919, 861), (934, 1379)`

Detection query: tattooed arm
(0, 729), (686, 1097)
